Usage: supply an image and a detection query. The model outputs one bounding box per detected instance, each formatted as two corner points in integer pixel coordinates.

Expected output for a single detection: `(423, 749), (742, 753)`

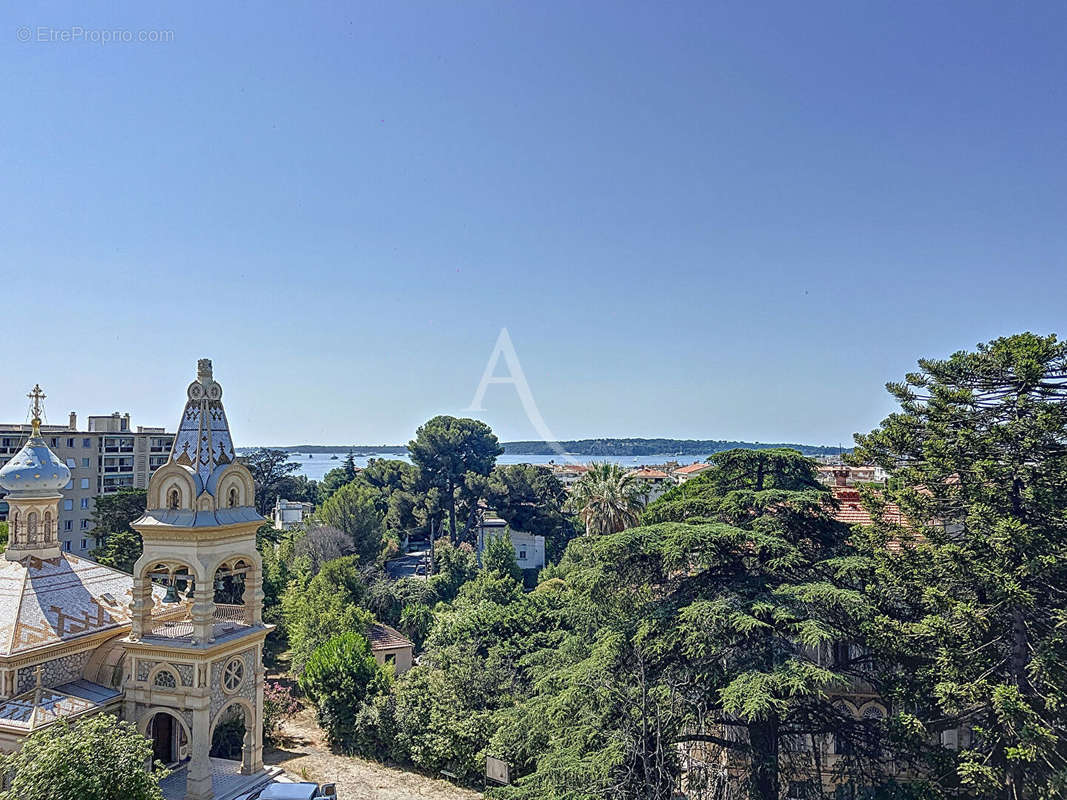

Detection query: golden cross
(27, 384), (45, 434)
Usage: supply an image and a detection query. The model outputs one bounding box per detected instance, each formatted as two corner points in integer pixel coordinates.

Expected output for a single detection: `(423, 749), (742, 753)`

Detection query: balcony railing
(146, 603), (250, 641)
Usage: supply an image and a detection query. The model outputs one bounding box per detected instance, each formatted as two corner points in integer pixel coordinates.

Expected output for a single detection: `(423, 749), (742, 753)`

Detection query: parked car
(235, 782), (337, 800)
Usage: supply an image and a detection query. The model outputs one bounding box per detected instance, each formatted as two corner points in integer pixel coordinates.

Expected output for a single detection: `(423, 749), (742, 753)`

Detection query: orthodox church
(0, 360), (269, 800)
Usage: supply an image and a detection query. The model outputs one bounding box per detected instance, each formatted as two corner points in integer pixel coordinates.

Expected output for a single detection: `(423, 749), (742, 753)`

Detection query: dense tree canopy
(90, 488), (146, 535)
(317, 482), (385, 564)
(299, 631), (392, 752)
(487, 464), (575, 558)
(281, 555), (375, 673)
(409, 416), (503, 543)
(0, 714), (168, 800)
(504, 449), (880, 800)
(851, 332), (1067, 799)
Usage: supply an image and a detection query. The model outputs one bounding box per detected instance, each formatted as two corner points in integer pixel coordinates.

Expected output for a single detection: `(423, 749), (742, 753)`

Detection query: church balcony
(143, 604), (255, 644)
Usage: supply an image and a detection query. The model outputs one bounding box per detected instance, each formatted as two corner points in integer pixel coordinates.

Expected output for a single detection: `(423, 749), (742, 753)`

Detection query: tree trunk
(749, 719), (779, 800)
(1006, 605), (1030, 800)
(447, 479), (458, 544)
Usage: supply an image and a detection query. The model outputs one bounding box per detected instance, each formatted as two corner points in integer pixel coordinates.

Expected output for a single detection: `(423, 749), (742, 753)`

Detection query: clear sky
(2, 1), (1065, 447)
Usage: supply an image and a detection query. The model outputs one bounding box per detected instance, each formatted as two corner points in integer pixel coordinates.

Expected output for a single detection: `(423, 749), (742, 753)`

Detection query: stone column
(185, 707), (213, 800)
(129, 574), (154, 640)
(241, 726), (254, 775)
(191, 593), (214, 645)
(252, 651), (265, 773)
(241, 567), (264, 626)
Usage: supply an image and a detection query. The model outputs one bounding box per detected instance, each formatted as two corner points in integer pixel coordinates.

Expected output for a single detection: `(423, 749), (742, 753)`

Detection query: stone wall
(17, 651), (91, 693)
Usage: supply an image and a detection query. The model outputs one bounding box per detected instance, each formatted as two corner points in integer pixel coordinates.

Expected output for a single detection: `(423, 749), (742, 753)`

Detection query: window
(64, 480), (73, 490)
(82, 438), (91, 448)
(80, 478), (89, 489)
(50, 438), (59, 447)
(81, 458), (90, 468)
(64, 520), (73, 531)
(222, 659), (244, 692)
(832, 642), (851, 667)
(168, 488), (180, 510)
(80, 539), (87, 550)
(65, 458), (76, 468)
(153, 670), (177, 689)
(385, 653), (396, 665)
(80, 519), (89, 529)
(80, 498), (90, 509)
(63, 500), (73, 511)
(63, 541), (71, 552)
(66, 438), (74, 448)
(518, 549), (527, 560)
(228, 487), (239, 508)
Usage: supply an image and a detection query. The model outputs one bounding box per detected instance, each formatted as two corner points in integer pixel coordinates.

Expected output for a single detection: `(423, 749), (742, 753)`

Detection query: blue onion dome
(0, 386), (71, 497)
(0, 435), (70, 497)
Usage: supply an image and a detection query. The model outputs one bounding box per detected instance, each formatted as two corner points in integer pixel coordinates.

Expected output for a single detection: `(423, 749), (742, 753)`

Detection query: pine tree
(852, 332), (1067, 799)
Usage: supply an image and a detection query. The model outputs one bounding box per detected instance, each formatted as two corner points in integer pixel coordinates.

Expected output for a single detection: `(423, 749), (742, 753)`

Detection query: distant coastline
(239, 438), (848, 458)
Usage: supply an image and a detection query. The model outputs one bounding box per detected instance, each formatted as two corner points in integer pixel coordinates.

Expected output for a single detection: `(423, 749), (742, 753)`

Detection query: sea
(288, 451), (712, 482)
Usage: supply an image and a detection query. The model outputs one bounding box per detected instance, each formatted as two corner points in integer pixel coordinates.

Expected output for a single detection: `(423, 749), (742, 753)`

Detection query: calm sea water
(289, 452), (712, 482)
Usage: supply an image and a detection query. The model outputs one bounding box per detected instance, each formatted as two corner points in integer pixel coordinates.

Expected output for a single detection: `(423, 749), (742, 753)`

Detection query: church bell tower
(125, 360), (270, 800)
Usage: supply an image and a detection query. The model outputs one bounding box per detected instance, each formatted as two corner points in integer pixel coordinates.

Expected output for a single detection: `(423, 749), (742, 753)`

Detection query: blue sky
(2, 1), (1065, 447)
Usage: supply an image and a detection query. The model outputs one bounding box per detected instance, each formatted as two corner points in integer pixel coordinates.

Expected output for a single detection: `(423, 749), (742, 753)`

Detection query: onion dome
(0, 385), (71, 498)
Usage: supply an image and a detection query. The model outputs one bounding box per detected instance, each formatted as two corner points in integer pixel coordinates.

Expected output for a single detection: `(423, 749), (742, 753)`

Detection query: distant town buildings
(0, 410), (173, 556)
(627, 467), (671, 503)
(672, 461), (712, 484)
(272, 497), (313, 530)
(547, 462), (590, 487)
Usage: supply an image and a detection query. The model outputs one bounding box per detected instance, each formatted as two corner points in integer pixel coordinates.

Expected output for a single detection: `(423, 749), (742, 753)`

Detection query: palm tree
(565, 462), (645, 535)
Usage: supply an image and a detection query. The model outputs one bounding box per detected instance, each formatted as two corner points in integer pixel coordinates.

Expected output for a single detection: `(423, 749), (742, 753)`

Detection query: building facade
(272, 497), (313, 530)
(477, 516), (546, 570)
(0, 362), (269, 800)
(0, 410), (173, 556)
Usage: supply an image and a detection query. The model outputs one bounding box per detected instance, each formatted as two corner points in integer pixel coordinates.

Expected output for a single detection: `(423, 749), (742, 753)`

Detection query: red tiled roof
(630, 469), (669, 479)
(831, 487), (903, 526)
(675, 462), (711, 475)
(368, 623), (413, 652)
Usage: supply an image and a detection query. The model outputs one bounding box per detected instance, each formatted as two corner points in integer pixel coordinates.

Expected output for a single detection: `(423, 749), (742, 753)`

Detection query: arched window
(153, 669), (178, 689)
(27, 512), (38, 541)
(43, 512), (52, 542)
(834, 702), (856, 755)
(228, 487), (239, 508)
(168, 488), (180, 510)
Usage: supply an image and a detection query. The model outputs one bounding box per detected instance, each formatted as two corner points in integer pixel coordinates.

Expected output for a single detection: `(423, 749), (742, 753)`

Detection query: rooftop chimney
(68, 412), (77, 431)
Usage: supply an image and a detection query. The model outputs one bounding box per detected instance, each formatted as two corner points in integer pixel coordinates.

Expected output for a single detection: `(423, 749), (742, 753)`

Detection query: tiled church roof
(0, 554), (167, 656)
(168, 359), (238, 496)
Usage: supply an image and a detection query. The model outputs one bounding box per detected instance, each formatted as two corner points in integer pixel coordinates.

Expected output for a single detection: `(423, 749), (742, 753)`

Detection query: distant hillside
(500, 438), (846, 457)
(241, 438), (846, 457)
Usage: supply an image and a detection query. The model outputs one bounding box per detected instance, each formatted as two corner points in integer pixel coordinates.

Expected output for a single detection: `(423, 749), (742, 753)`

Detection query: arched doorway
(210, 699), (256, 774)
(145, 710), (189, 767)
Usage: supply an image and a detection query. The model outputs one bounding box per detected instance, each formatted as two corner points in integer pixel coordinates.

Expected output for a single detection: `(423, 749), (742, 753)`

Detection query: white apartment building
(0, 411), (173, 556)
